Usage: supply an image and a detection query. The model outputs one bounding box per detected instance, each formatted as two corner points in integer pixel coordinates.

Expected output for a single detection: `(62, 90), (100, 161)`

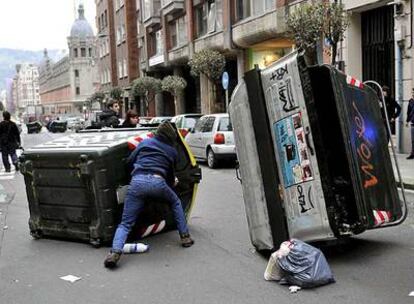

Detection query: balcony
(232, 10), (286, 48)
(167, 44), (189, 64)
(194, 31), (225, 53)
(143, 0), (161, 28)
(161, 0), (185, 16)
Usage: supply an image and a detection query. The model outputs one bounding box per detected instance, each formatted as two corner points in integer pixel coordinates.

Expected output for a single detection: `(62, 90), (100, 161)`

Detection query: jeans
(112, 174), (189, 253)
(410, 125), (414, 155)
(2, 148), (18, 171)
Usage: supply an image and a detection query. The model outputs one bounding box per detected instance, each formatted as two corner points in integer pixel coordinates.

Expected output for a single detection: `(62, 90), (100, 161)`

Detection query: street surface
(0, 129), (413, 304)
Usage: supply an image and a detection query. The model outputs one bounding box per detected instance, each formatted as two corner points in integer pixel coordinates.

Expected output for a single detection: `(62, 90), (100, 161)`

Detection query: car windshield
(217, 117), (232, 131)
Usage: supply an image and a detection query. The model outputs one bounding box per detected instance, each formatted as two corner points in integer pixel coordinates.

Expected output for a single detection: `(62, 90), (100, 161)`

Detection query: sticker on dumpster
(274, 113), (314, 188)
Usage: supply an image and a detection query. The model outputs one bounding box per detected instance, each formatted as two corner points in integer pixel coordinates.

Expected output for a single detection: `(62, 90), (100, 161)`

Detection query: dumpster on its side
(26, 121), (43, 134)
(19, 127), (202, 247)
(47, 120), (68, 133)
(230, 52), (406, 252)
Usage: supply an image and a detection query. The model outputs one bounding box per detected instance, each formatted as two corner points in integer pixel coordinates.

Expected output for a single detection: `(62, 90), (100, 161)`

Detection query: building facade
(39, 4), (98, 116)
(11, 63), (40, 116)
(340, 0), (413, 153)
(94, 0), (297, 117)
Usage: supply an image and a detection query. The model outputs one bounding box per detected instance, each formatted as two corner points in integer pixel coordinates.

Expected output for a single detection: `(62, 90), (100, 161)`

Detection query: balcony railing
(161, 0), (185, 15)
(143, 0), (161, 27)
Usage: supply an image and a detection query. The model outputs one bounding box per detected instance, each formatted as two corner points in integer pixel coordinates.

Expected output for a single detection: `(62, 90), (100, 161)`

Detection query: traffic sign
(222, 72), (229, 90)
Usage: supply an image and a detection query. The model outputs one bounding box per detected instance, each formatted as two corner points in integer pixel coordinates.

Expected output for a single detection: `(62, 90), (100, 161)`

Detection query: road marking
(0, 168), (16, 180)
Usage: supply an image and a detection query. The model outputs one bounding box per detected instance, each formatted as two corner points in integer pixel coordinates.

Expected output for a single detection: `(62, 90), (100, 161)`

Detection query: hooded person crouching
(104, 122), (194, 268)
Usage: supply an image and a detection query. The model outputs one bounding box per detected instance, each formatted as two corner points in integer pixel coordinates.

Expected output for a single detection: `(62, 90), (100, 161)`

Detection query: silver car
(185, 113), (236, 168)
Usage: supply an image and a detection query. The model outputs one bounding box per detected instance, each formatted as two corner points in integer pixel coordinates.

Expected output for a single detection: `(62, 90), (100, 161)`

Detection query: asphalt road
(0, 129), (413, 304)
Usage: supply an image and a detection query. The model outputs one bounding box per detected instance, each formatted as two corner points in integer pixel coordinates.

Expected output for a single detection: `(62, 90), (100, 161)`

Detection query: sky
(0, 0), (96, 51)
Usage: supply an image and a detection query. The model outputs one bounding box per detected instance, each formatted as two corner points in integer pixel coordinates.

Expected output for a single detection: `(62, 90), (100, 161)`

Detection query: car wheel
(207, 148), (218, 169)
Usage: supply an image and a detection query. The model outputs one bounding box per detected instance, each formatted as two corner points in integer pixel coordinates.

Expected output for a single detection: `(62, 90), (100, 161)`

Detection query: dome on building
(70, 4), (94, 38)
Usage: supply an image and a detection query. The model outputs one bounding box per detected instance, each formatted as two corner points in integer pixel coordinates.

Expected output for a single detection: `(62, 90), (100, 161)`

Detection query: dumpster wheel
(30, 230), (43, 239)
(90, 238), (101, 248)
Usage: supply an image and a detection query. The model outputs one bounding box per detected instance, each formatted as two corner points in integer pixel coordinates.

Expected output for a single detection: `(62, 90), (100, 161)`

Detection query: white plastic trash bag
(277, 239), (335, 288)
(264, 241), (293, 281)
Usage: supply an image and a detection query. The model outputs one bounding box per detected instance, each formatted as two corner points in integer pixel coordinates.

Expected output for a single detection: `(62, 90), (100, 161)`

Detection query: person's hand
(174, 177), (179, 187)
(390, 118), (395, 122)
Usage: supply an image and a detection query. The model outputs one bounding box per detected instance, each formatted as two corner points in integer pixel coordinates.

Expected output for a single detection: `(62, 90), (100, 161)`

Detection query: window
(143, 0), (151, 20)
(236, 0), (275, 21)
(74, 70), (79, 77)
(74, 48), (78, 57)
(123, 59), (128, 77)
(203, 117), (215, 132)
(76, 87), (80, 95)
(81, 48), (86, 57)
(169, 16), (187, 48)
(89, 48), (92, 57)
(118, 61), (123, 79)
(121, 24), (126, 41)
(194, 0), (222, 38)
(218, 117), (232, 131)
(116, 28), (121, 44)
(104, 10), (108, 27)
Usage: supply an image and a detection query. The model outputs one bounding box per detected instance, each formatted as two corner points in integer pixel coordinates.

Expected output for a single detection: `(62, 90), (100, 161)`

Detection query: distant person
(0, 111), (21, 172)
(104, 122), (194, 269)
(381, 86), (401, 141)
(406, 88), (414, 159)
(121, 110), (139, 128)
(100, 99), (120, 127)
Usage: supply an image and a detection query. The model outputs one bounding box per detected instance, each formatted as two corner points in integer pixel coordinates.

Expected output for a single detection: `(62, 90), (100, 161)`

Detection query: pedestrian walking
(121, 110), (139, 128)
(381, 85), (401, 141)
(0, 111), (21, 172)
(406, 88), (414, 159)
(99, 99), (120, 127)
(104, 121), (194, 269)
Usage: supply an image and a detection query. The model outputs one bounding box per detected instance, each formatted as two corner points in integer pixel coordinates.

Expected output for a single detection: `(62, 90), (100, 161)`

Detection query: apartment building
(96, 0), (118, 92)
(39, 4), (98, 116)
(12, 63), (40, 115)
(340, 0), (413, 153)
(95, 0), (298, 116)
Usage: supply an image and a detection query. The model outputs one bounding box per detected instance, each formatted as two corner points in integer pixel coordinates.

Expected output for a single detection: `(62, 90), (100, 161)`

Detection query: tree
(162, 75), (187, 115)
(324, 2), (350, 65)
(88, 91), (105, 109)
(188, 49), (225, 81)
(287, 1), (349, 65)
(132, 76), (162, 115)
(110, 87), (123, 101)
(162, 75), (187, 97)
(189, 49), (226, 113)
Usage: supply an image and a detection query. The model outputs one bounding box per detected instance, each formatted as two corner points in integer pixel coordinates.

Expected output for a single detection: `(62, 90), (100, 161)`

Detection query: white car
(185, 113), (236, 168)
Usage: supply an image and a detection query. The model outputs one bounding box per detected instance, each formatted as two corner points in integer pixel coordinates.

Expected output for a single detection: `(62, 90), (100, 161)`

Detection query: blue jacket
(407, 98), (414, 124)
(128, 135), (177, 186)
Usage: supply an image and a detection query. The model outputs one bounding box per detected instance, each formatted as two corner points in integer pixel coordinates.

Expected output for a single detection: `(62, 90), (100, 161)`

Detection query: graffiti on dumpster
(278, 77), (298, 112)
(270, 64), (288, 81)
(266, 63), (299, 114)
(297, 184), (315, 214)
(274, 112), (314, 188)
(352, 101), (378, 189)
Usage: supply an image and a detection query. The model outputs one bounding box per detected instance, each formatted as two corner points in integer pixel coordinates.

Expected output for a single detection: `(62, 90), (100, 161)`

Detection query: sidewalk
(392, 151), (414, 190)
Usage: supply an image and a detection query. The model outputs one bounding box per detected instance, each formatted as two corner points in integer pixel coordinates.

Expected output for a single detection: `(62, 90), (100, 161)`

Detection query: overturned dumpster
(26, 121), (43, 134)
(20, 127), (201, 247)
(229, 52), (406, 252)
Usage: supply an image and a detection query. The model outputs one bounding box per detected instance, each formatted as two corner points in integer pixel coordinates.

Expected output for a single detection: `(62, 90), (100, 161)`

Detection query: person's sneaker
(104, 251), (121, 269)
(180, 233), (194, 248)
(407, 154), (414, 160)
(13, 163), (19, 172)
(5, 168), (11, 173)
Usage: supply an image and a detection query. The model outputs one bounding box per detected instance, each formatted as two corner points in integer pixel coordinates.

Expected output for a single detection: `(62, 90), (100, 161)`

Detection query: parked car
(185, 113), (236, 168)
(65, 116), (85, 130)
(171, 113), (203, 138)
(148, 116), (172, 124)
